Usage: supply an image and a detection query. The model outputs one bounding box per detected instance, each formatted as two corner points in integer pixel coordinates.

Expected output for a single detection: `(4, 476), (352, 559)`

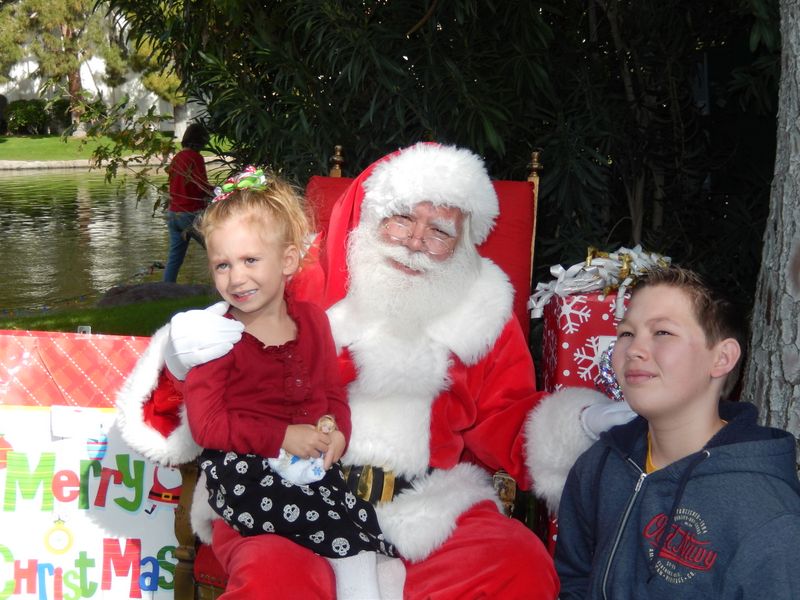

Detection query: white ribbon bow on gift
(528, 245), (671, 320)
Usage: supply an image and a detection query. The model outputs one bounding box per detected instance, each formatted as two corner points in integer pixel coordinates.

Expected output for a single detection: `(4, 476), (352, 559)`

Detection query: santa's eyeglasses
(382, 216), (457, 256)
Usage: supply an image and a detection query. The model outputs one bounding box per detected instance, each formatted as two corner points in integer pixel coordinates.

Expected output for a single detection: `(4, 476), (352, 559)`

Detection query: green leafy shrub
(6, 99), (49, 134)
(48, 98), (73, 132)
(86, 96), (109, 123)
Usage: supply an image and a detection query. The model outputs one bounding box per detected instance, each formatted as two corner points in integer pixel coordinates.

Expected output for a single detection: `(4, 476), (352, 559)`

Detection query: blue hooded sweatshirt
(556, 401), (800, 599)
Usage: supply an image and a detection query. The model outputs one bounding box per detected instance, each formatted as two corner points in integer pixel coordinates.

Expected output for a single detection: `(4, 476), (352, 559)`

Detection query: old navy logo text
(643, 513), (718, 571)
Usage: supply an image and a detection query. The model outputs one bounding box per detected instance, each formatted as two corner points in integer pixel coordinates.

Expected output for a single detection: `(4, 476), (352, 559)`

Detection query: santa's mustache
(376, 240), (441, 273)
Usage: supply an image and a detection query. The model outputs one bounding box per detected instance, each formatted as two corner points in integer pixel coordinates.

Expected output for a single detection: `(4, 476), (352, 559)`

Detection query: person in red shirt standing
(163, 123), (211, 282)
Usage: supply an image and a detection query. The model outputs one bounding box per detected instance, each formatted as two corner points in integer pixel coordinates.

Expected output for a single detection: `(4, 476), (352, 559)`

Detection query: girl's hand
(324, 430), (346, 470)
(282, 424), (330, 459)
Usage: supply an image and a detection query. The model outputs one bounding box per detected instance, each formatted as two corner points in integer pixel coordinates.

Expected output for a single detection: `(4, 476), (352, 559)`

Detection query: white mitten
(164, 301), (244, 380)
(580, 401), (638, 441)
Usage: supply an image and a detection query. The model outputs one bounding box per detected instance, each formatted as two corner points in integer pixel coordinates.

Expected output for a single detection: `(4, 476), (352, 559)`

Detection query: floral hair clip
(212, 165), (271, 203)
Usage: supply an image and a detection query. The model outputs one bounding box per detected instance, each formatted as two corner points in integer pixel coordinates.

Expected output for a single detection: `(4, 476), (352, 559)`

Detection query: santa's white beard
(346, 223), (480, 330)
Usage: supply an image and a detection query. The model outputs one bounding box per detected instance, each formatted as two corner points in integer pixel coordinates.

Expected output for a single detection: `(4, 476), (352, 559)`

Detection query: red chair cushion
(479, 180), (536, 339)
(305, 176), (355, 233)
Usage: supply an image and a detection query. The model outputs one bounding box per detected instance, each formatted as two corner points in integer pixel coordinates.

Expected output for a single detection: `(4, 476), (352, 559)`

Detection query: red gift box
(540, 291), (627, 392)
(539, 290), (628, 555)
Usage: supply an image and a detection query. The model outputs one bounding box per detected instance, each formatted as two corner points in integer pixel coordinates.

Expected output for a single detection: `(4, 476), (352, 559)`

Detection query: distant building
(0, 55), (203, 139)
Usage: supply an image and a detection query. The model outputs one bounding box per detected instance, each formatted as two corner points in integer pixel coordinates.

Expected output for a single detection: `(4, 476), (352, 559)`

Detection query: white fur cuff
(115, 324), (202, 467)
(375, 463), (500, 563)
(525, 388), (611, 513)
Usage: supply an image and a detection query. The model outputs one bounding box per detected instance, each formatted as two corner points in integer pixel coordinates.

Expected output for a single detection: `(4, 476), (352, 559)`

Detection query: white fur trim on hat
(361, 143), (498, 244)
(525, 387), (612, 514)
(375, 463), (501, 562)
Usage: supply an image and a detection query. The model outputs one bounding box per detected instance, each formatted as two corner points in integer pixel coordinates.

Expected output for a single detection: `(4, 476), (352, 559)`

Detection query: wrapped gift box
(539, 290), (627, 554)
(540, 291), (627, 392)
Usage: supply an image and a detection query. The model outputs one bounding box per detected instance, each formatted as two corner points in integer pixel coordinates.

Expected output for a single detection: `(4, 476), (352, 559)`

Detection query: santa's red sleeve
(450, 311), (613, 515)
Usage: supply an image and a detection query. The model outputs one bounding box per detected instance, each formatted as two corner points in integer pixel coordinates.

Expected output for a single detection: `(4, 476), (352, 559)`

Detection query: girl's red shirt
(183, 298), (350, 459)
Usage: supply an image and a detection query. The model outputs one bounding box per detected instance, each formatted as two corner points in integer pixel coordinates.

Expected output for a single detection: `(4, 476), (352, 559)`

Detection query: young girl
(184, 167), (394, 599)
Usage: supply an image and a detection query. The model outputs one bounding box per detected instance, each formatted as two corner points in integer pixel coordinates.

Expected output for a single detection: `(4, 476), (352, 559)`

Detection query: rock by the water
(97, 282), (216, 307)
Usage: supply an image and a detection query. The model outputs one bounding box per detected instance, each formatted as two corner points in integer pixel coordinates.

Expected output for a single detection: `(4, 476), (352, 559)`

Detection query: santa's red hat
(309, 142), (498, 308)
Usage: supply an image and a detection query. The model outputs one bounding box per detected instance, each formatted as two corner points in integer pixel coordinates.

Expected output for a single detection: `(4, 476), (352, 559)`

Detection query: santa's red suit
(117, 143), (611, 599)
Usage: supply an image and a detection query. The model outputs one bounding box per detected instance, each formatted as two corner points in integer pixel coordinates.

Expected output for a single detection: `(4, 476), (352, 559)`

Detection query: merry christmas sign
(0, 330), (179, 599)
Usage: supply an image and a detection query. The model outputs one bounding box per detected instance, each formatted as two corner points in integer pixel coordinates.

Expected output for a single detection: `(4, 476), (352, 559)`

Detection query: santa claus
(117, 142), (634, 598)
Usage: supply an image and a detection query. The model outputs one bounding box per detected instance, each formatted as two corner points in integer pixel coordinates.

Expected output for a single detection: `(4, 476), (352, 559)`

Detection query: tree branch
(406, 0), (439, 37)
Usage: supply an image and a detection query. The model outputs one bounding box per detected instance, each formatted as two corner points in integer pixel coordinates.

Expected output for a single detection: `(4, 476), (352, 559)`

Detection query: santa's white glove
(164, 301), (244, 380)
(580, 401), (638, 441)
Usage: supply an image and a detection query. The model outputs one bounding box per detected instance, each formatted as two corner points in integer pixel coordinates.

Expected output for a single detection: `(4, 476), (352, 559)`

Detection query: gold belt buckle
(343, 465), (399, 504)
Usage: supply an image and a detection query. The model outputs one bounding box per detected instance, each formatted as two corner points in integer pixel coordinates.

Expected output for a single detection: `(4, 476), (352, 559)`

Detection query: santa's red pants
(211, 499), (559, 599)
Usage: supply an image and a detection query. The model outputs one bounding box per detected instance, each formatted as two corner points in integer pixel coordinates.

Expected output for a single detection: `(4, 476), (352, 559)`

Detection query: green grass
(0, 295), (217, 337)
(0, 134), (229, 162)
(0, 135), (139, 161)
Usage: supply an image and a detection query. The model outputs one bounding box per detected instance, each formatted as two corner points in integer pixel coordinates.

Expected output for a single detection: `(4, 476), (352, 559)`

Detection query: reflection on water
(0, 169), (211, 311)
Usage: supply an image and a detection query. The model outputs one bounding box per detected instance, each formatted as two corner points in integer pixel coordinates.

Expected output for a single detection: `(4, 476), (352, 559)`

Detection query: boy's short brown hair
(632, 265), (746, 397)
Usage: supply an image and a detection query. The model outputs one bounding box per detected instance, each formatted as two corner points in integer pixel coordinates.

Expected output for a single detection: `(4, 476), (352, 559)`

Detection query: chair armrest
(492, 469), (550, 545)
(492, 469), (517, 517)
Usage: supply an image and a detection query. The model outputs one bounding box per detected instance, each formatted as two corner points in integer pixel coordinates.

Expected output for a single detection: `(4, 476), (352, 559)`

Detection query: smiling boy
(555, 266), (800, 599)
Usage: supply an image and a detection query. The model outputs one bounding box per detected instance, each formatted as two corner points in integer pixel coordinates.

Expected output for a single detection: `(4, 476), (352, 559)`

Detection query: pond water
(0, 169), (211, 312)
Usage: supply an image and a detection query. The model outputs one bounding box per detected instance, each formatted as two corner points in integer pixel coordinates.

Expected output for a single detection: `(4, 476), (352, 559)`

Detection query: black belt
(148, 488), (180, 504)
(342, 465), (430, 504)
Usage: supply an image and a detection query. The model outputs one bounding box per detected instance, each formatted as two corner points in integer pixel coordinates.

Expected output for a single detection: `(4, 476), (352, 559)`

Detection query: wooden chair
(174, 146), (544, 600)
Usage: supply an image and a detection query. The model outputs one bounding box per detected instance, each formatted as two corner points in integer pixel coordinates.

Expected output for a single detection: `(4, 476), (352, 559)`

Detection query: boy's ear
(282, 244), (300, 276)
(710, 338), (741, 378)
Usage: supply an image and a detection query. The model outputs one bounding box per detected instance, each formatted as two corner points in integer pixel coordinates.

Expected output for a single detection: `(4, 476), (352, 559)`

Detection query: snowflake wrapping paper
(541, 291), (628, 392)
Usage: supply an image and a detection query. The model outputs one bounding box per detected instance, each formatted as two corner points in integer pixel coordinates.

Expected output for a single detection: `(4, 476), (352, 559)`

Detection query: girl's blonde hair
(198, 175), (311, 255)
